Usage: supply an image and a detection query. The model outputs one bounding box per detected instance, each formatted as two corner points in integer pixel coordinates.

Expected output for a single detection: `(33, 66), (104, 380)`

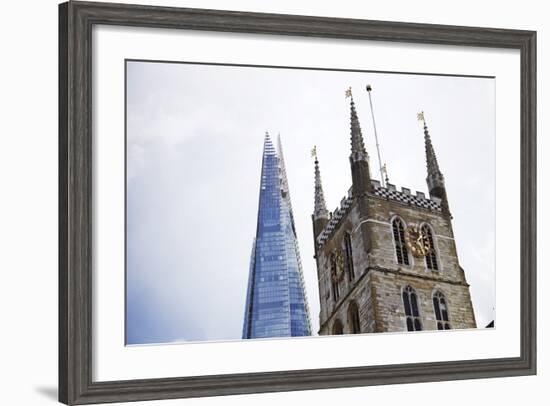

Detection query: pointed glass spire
(277, 134), (293, 215)
(242, 132), (311, 339)
(312, 147), (329, 220)
(241, 238), (256, 339)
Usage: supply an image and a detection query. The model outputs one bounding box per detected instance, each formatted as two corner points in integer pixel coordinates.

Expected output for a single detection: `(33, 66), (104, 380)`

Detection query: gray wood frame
(59, 1), (537, 404)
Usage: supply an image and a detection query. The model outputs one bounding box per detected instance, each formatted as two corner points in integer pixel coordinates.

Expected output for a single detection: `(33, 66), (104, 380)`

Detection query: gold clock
(405, 225), (431, 258)
(330, 250), (345, 282)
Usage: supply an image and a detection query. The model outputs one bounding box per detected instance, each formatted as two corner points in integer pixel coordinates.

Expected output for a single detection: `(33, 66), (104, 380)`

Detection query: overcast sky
(125, 60), (495, 345)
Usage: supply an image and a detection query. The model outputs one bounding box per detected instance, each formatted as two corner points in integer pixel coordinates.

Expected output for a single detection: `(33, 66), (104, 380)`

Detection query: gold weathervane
(417, 111), (426, 125)
(311, 145), (317, 160)
(345, 87), (353, 99)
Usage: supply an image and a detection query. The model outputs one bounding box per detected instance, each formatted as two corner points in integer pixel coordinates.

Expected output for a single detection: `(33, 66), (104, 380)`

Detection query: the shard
(242, 132), (312, 339)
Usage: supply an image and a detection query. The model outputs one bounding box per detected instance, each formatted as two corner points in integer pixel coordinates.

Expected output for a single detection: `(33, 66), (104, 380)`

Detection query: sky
(125, 60), (495, 345)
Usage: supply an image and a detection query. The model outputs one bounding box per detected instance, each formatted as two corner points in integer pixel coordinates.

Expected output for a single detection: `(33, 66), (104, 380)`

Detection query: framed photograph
(59, 1), (536, 404)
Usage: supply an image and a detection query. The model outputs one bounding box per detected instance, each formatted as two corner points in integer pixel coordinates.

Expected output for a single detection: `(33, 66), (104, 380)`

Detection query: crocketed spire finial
(312, 146), (329, 220)
(346, 88), (368, 163)
(417, 111), (444, 184)
(418, 111), (448, 212)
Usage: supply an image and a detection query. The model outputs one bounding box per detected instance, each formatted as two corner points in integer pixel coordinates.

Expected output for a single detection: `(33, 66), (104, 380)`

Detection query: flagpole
(366, 84), (386, 187)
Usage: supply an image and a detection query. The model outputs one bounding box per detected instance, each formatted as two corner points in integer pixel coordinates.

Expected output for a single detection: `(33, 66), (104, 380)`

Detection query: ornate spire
(346, 87), (372, 196)
(346, 87), (368, 163)
(418, 112), (443, 180)
(418, 112), (448, 210)
(312, 146), (329, 220)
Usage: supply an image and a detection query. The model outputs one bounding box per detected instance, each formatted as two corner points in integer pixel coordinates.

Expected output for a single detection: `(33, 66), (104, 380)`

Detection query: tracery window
(344, 232), (355, 281)
(433, 291), (451, 330)
(348, 301), (361, 334)
(402, 286), (422, 331)
(392, 218), (409, 265)
(332, 319), (343, 335)
(421, 224), (438, 270)
(330, 252), (340, 302)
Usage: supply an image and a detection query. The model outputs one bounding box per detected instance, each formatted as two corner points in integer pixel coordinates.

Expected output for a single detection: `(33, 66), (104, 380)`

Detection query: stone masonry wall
(316, 192), (477, 335)
(369, 270), (476, 332)
(364, 196), (464, 283)
(319, 271), (375, 335)
(317, 203), (370, 332)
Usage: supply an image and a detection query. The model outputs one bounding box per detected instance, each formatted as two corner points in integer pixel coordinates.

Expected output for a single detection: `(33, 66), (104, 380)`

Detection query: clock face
(330, 250), (345, 282)
(405, 225), (431, 258)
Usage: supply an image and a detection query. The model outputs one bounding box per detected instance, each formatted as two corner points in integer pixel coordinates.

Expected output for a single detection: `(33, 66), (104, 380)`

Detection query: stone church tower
(312, 91), (476, 335)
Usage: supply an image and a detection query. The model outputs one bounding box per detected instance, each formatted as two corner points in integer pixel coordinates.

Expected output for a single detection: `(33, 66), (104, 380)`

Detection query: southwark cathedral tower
(312, 90), (477, 335)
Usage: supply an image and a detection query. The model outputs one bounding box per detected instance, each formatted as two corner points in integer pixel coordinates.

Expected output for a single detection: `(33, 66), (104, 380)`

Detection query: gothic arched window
(344, 232), (355, 281)
(421, 224), (438, 270)
(402, 286), (422, 331)
(332, 319), (343, 335)
(392, 218), (409, 265)
(433, 291), (451, 330)
(348, 301), (361, 334)
(330, 253), (340, 302)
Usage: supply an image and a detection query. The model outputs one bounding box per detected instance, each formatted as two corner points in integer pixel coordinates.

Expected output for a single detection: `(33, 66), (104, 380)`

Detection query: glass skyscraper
(242, 133), (312, 339)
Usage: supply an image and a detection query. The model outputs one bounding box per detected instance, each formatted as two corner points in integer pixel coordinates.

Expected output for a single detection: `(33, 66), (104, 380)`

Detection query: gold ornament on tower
(330, 250), (346, 282)
(405, 225), (431, 258)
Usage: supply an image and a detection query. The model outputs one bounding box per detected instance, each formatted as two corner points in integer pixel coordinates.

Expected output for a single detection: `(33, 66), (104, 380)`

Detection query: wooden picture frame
(59, 1), (536, 404)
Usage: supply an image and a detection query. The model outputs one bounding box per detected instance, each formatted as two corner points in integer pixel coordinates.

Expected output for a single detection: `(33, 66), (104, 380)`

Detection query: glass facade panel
(242, 134), (312, 339)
